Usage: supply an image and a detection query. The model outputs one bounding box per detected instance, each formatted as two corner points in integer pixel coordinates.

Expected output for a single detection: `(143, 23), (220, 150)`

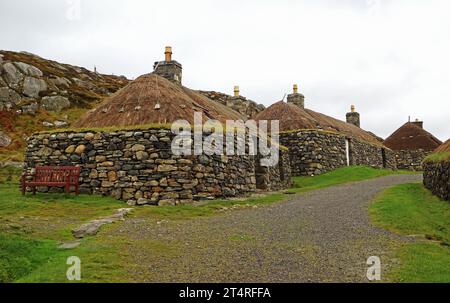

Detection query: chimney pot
(293, 84), (298, 94)
(351, 105), (355, 113)
(234, 86), (240, 97)
(165, 46), (172, 61)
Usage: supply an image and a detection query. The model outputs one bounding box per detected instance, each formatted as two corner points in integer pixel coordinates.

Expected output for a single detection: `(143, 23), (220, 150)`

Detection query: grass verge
(370, 183), (450, 282)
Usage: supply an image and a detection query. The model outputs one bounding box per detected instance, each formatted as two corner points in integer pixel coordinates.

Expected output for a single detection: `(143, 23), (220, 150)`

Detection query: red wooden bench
(21, 166), (81, 195)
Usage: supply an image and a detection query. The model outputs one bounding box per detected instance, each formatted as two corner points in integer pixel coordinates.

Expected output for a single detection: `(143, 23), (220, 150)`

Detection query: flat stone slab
(72, 208), (133, 239)
(58, 240), (81, 250)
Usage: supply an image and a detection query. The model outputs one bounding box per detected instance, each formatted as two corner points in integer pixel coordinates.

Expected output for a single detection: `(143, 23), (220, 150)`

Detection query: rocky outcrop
(198, 91), (265, 119)
(423, 160), (450, 201)
(0, 50), (129, 160)
(0, 50), (129, 114)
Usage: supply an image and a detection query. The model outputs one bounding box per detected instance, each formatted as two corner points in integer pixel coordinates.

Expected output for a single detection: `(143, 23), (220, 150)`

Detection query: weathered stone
(136, 151), (148, 160)
(99, 161), (114, 167)
(54, 120), (68, 128)
(84, 133), (95, 141)
(72, 208), (133, 238)
(101, 181), (114, 188)
(131, 144), (145, 152)
(41, 96), (70, 112)
(21, 102), (39, 115)
(157, 164), (177, 172)
(75, 144), (86, 154)
(0, 87), (21, 106)
(14, 62), (43, 77)
(36, 146), (53, 157)
(3, 62), (24, 89)
(65, 145), (76, 154)
(108, 171), (118, 182)
(23, 76), (47, 98)
(0, 131), (12, 147)
(95, 155), (106, 162)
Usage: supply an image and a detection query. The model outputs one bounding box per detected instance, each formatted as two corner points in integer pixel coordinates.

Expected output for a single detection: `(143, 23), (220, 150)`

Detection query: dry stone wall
(25, 128), (292, 205)
(393, 149), (430, 171)
(280, 130), (397, 176)
(423, 161), (449, 201)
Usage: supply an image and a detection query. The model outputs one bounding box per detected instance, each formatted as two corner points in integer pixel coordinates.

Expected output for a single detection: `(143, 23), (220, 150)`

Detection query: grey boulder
(41, 95), (70, 112)
(23, 76), (47, 98)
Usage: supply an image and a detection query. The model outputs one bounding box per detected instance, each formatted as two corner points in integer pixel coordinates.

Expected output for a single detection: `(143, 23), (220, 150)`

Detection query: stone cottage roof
(252, 101), (383, 145)
(74, 74), (245, 128)
(384, 122), (442, 151)
(434, 139), (450, 153)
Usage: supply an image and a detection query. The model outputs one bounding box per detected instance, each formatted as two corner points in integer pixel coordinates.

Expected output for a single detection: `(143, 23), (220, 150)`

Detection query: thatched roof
(434, 139), (450, 153)
(74, 74), (244, 128)
(252, 101), (383, 145)
(384, 122), (442, 151)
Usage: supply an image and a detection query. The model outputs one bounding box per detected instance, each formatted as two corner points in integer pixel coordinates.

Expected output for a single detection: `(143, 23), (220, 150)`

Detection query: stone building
(423, 140), (450, 201)
(25, 47), (292, 205)
(384, 120), (442, 170)
(198, 86), (265, 119)
(253, 86), (397, 176)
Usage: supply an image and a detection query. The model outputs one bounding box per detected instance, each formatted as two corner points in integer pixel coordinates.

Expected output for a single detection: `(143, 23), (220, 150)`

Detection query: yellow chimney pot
(234, 86), (240, 97)
(351, 105), (355, 113)
(165, 46), (172, 61)
(293, 84), (298, 94)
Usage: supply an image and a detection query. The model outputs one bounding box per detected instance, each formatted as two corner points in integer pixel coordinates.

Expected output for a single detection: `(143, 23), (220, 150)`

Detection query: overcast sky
(0, 0), (449, 140)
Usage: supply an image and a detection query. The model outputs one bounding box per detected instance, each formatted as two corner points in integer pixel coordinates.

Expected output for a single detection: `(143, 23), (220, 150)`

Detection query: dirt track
(110, 174), (422, 282)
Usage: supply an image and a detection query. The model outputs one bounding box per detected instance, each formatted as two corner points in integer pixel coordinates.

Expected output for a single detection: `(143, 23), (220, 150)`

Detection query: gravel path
(111, 174), (422, 282)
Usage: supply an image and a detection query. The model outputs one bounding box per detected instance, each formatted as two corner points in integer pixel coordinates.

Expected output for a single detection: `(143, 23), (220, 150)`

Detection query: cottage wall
(280, 130), (397, 176)
(25, 128), (292, 205)
(393, 149), (431, 171)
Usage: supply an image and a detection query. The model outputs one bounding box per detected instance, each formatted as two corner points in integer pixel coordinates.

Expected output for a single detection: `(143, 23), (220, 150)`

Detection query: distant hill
(0, 50), (130, 162)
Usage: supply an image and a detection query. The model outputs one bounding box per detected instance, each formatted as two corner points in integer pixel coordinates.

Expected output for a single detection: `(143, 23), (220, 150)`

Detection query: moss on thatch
(424, 140), (450, 162)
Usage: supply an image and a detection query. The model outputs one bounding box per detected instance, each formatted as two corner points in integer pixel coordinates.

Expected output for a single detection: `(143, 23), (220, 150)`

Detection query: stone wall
(280, 130), (397, 176)
(393, 149), (431, 171)
(197, 91), (265, 119)
(25, 128), (292, 205)
(423, 161), (450, 201)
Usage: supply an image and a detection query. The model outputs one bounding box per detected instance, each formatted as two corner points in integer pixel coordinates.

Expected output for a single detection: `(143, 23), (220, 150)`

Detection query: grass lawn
(0, 165), (416, 282)
(370, 183), (450, 282)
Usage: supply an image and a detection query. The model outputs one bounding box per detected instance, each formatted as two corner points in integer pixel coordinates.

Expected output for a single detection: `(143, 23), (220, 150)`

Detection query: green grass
(289, 166), (417, 194)
(424, 152), (450, 162)
(370, 183), (450, 282)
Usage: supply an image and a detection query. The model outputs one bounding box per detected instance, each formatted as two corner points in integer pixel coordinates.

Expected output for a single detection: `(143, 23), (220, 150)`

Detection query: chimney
(287, 84), (305, 109)
(165, 46), (172, 61)
(346, 105), (360, 127)
(412, 118), (423, 129)
(153, 46), (183, 84)
(234, 86), (240, 97)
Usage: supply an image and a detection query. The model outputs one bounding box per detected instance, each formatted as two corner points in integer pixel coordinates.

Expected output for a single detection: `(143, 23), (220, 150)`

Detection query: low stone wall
(350, 139), (397, 169)
(280, 130), (397, 176)
(423, 161), (450, 201)
(25, 128), (292, 205)
(394, 149), (431, 171)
